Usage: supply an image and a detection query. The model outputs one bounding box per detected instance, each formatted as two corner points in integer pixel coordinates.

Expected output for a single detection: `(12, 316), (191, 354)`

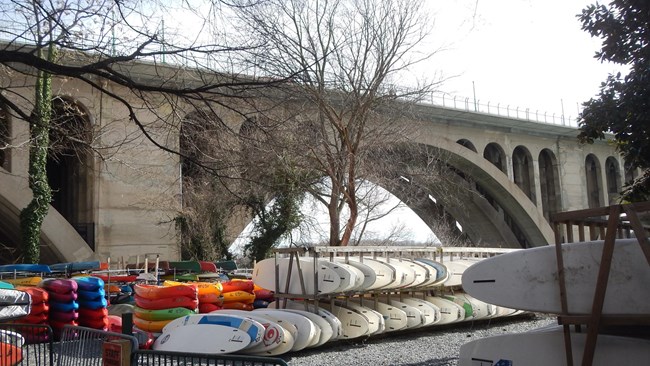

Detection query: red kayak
(134, 295), (198, 311)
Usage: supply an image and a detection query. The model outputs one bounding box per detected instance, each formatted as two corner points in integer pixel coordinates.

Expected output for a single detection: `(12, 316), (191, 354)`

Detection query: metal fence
(0, 323), (54, 366)
(1, 323), (289, 366)
(134, 350), (289, 366)
(56, 325), (138, 366)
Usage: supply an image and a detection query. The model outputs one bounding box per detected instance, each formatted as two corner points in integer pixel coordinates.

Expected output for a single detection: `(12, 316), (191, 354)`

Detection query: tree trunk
(20, 47), (55, 263)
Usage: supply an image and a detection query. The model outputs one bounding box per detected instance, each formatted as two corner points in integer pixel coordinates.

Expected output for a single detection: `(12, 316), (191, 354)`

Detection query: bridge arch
(605, 156), (621, 203)
(483, 142), (507, 174)
(456, 139), (477, 153)
(398, 138), (553, 247)
(538, 148), (561, 221)
(585, 153), (603, 208)
(46, 96), (96, 248)
(512, 145), (536, 204)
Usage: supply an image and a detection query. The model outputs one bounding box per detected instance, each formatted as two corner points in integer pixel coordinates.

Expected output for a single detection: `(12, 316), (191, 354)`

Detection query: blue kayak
(50, 261), (101, 273)
(0, 264), (51, 273)
(73, 276), (105, 291)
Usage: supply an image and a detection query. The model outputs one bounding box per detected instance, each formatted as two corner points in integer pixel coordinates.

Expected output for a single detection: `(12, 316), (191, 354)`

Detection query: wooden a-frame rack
(550, 201), (650, 366)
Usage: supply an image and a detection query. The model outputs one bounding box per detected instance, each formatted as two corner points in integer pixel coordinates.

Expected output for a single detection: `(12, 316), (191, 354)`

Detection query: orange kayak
(0, 342), (22, 366)
(221, 280), (254, 293)
(134, 284), (197, 300)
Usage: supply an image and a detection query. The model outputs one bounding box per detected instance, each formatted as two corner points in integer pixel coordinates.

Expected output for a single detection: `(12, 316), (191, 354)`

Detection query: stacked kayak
(221, 280), (255, 311)
(13, 287), (50, 343)
(133, 283), (198, 333)
(74, 277), (109, 330)
(252, 284), (274, 309)
(162, 281), (223, 314)
(39, 279), (78, 338)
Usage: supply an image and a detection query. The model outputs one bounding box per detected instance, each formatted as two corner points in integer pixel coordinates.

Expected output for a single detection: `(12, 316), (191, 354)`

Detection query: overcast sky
(233, 0), (623, 249)
(419, 0), (619, 122)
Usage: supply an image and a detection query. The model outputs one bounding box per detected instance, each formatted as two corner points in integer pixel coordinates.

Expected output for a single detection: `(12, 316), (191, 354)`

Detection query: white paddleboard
(461, 239), (650, 314)
(399, 297), (441, 326)
(415, 258), (449, 287)
(424, 296), (464, 324)
(372, 258), (412, 289)
(354, 298), (408, 332)
(383, 298), (424, 329)
(442, 259), (474, 287)
(352, 258), (396, 290)
(458, 326), (650, 366)
(336, 300), (385, 335)
(153, 324), (250, 354)
(268, 300), (344, 341)
(322, 261), (358, 293)
(280, 308), (333, 347)
(398, 259), (431, 288)
(253, 257), (341, 295)
(319, 302), (370, 339)
(333, 258), (376, 290)
(211, 309), (288, 355)
(252, 309), (318, 352)
(162, 314), (263, 348)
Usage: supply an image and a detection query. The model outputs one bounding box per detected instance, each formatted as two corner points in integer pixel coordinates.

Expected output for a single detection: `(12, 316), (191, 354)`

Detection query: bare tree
(0, 0), (279, 262)
(232, 0), (439, 246)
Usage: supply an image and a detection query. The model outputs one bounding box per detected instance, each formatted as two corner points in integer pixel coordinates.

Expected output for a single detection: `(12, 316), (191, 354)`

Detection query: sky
(229, 0), (622, 250)
(420, 0), (619, 123)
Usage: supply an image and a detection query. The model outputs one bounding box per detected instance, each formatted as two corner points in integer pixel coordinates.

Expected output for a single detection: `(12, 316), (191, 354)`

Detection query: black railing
(0, 323), (55, 366)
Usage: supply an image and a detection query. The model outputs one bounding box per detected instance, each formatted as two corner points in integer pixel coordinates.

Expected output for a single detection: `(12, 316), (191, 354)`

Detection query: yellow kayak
(1, 277), (42, 287)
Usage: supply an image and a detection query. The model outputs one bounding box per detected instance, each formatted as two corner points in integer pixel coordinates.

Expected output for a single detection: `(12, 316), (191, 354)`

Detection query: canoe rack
(550, 201), (650, 366)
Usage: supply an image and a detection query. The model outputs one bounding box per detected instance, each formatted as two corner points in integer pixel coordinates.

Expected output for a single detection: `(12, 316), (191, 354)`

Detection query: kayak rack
(550, 201), (650, 366)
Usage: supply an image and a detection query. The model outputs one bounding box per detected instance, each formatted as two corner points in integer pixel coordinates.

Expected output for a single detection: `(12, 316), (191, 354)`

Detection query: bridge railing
(1, 17), (579, 128)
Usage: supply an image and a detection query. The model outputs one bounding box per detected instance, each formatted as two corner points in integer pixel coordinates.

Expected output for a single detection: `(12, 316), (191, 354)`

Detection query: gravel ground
(281, 313), (556, 366)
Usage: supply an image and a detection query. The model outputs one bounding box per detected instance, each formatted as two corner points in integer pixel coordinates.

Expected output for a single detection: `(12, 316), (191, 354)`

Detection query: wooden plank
(622, 204), (650, 266)
(581, 204), (621, 366)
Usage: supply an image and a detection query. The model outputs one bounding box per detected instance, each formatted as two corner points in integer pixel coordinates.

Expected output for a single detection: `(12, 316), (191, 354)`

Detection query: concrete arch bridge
(0, 69), (627, 262)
